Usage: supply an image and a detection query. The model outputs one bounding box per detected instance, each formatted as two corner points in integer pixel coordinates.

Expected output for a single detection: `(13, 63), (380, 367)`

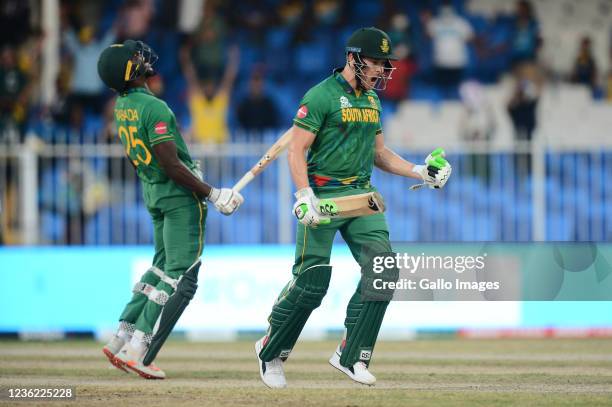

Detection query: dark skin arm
(152, 140), (213, 200)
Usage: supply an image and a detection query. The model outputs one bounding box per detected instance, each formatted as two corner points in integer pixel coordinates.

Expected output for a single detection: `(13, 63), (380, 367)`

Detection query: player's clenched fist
(414, 148), (452, 189)
(208, 187), (244, 215)
(293, 187), (330, 227)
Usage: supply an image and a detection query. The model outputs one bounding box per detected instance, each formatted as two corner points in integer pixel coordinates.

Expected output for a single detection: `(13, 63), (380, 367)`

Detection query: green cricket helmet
(345, 27), (397, 90)
(97, 39), (158, 92)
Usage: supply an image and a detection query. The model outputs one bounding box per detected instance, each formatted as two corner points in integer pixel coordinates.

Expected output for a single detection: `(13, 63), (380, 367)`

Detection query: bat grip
(233, 171), (255, 192)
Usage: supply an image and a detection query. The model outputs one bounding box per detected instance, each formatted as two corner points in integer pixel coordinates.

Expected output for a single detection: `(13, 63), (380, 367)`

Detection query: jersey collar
(124, 86), (153, 96)
(333, 68), (357, 95)
(333, 68), (369, 97)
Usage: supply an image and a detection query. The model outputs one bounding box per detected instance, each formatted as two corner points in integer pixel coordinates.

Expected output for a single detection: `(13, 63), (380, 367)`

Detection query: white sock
(117, 329), (130, 342)
(129, 330), (146, 357)
(117, 321), (135, 342)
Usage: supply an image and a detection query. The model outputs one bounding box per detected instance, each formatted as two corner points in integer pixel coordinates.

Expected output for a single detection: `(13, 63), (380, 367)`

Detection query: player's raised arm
(373, 133), (452, 189)
(152, 140), (243, 215)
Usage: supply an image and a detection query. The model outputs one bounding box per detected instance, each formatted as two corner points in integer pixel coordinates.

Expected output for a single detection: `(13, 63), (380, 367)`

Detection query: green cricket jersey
(293, 68), (383, 194)
(113, 87), (200, 208)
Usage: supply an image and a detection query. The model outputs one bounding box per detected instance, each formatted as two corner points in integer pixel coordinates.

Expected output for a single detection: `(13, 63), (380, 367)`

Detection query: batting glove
(208, 187), (244, 215)
(293, 187), (330, 227)
(413, 148), (452, 189)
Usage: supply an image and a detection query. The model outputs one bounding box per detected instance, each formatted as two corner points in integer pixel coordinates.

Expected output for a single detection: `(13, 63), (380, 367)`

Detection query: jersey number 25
(118, 125), (152, 166)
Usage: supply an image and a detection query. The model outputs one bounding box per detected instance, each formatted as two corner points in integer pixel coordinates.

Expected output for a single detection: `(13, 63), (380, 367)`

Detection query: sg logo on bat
(318, 199), (339, 217)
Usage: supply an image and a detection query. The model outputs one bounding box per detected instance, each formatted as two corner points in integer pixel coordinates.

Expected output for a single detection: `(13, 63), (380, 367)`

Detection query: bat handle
(409, 183), (427, 191)
(233, 171), (255, 192)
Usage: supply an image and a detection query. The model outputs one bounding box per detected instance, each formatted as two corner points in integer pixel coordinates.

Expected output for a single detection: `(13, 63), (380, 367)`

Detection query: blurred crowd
(1, 0), (612, 147)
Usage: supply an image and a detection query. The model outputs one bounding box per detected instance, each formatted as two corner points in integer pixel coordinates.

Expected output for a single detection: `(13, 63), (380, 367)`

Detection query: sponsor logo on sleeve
(297, 105), (308, 119)
(154, 122), (168, 135)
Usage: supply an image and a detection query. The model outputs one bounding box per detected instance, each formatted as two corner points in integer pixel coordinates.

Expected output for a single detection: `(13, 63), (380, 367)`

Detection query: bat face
(317, 192), (385, 218)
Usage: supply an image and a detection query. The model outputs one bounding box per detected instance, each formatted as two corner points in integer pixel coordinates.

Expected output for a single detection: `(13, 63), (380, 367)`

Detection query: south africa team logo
(368, 96), (377, 109)
(380, 38), (389, 54)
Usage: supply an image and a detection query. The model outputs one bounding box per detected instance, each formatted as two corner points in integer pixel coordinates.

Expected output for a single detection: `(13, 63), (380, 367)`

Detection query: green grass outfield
(1, 339), (612, 406)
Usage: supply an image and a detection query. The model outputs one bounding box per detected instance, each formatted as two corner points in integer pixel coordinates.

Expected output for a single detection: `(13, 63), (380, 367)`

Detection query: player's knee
(293, 264), (333, 309)
(361, 251), (399, 302)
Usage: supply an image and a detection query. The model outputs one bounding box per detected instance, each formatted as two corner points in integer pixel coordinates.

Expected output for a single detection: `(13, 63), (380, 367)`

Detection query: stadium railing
(0, 132), (610, 245)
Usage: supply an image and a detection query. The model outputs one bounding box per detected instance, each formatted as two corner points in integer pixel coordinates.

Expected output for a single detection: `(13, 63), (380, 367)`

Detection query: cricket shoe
(114, 344), (166, 380)
(255, 337), (287, 389)
(329, 346), (376, 386)
(102, 335), (129, 373)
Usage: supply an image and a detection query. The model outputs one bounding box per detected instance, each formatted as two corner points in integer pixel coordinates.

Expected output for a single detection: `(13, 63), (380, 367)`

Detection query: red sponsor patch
(296, 105), (308, 119)
(154, 122), (168, 134)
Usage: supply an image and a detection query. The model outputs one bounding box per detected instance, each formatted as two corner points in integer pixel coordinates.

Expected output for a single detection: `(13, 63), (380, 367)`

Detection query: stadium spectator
(185, 0), (228, 82)
(459, 81), (495, 182)
(313, 0), (343, 27)
(225, 0), (278, 45)
(380, 43), (416, 108)
(507, 62), (543, 177)
(116, 0), (154, 41)
(425, 0), (474, 99)
(607, 70), (612, 102)
(609, 26), (612, 101)
(277, 0), (306, 28)
(0, 46), (32, 143)
(571, 36), (598, 93)
(63, 24), (116, 117)
(236, 70), (279, 133)
(459, 81), (496, 142)
(0, 0), (32, 47)
(381, 13), (417, 106)
(181, 44), (239, 144)
(386, 12), (413, 53)
(509, 0), (541, 65)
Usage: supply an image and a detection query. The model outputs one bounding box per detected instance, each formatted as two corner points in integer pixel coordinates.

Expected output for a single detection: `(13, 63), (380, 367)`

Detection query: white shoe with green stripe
(255, 337), (287, 389)
(329, 345), (376, 386)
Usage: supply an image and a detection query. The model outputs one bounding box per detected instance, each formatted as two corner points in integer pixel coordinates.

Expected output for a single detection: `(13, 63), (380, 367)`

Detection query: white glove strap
(294, 187), (315, 200)
(207, 187), (220, 203)
(413, 165), (426, 180)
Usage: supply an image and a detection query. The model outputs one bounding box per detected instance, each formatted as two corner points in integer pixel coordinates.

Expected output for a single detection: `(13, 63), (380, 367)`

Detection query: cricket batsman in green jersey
(255, 27), (452, 388)
(96, 40), (244, 379)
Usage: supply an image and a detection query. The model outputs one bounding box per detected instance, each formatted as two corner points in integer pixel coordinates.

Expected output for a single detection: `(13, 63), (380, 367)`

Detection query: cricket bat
(317, 191), (386, 218)
(233, 128), (292, 192)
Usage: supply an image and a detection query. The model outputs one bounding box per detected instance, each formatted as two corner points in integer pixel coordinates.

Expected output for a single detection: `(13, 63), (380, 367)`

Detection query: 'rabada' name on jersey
(115, 108), (140, 122)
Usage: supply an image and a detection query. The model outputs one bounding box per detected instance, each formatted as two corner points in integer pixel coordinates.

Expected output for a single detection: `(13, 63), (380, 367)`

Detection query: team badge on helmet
(97, 40), (158, 92)
(345, 27), (397, 91)
(380, 38), (390, 54)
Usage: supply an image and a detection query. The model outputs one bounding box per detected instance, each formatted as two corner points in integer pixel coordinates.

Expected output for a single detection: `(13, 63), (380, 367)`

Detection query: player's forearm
(162, 162), (213, 200)
(288, 143), (310, 190)
(374, 146), (422, 180)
